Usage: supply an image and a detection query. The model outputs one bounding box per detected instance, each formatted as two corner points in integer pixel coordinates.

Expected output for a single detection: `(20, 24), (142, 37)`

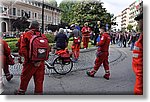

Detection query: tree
(71, 0), (111, 27)
(59, 0), (111, 29)
(59, 0), (75, 24)
(12, 12), (30, 31)
(127, 24), (133, 32)
(45, 0), (57, 7)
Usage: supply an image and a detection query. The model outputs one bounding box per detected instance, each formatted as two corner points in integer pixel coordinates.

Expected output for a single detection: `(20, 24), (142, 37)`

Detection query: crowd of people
(109, 30), (140, 50)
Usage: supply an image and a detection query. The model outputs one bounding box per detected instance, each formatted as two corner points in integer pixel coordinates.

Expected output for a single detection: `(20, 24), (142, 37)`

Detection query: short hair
(58, 28), (64, 34)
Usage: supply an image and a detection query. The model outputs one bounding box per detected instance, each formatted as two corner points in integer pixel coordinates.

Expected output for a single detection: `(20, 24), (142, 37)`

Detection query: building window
(32, 12), (34, 19)
(4, 7), (7, 13)
(13, 8), (16, 16)
(48, 16), (51, 21)
(34, 13), (37, 19)
(21, 10), (24, 16)
(45, 15), (48, 21)
(17, 9), (21, 16)
(28, 11), (31, 18)
(0, 6), (3, 13)
(38, 13), (41, 20)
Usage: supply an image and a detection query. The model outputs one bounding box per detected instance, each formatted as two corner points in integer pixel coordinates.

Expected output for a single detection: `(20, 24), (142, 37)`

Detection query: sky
(101, 0), (135, 16)
(56, 0), (135, 16)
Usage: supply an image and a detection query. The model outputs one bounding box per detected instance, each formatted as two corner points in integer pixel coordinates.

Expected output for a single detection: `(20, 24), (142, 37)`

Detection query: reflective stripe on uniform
(133, 53), (139, 58)
(133, 46), (140, 51)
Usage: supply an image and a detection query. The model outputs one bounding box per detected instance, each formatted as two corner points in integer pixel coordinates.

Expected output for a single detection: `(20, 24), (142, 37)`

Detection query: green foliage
(46, 0), (57, 7)
(4, 38), (19, 42)
(7, 41), (18, 52)
(59, 0), (112, 28)
(69, 37), (73, 41)
(59, 0), (75, 24)
(127, 24), (133, 31)
(45, 34), (55, 43)
(4, 34), (55, 52)
(4, 38), (19, 52)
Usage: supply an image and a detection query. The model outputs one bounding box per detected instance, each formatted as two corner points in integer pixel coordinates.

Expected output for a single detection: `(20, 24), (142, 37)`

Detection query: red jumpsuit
(88, 32), (111, 79)
(18, 29), (47, 94)
(132, 34), (143, 95)
(81, 26), (91, 49)
(0, 38), (12, 77)
(71, 37), (81, 61)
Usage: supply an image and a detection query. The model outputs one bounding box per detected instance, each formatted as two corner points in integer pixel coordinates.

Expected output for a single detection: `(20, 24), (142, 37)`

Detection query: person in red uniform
(0, 38), (13, 81)
(81, 22), (91, 49)
(132, 13), (143, 95)
(86, 25), (111, 80)
(70, 24), (82, 62)
(15, 20), (49, 95)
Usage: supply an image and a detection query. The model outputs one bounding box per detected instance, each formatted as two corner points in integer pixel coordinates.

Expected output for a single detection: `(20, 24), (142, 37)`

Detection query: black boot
(6, 74), (13, 82)
(14, 89), (25, 95)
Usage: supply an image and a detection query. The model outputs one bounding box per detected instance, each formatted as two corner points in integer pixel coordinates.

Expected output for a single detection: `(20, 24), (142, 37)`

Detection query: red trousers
(0, 55), (10, 75)
(72, 43), (80, 60)
(132, 64), (143, 95)
(19, 61), (45, 94)
(94, 52), (109, 72)
(82, 36), (90, 49)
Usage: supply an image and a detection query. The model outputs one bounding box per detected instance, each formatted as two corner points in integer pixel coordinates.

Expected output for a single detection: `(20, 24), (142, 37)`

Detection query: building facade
(0, 0), (61, 33)
(129, 1), (137, 30)
(111, 0), (143, 32)
(121, 8), (129, 31)
(128, 0), (143, 31)
(111, 14), (122, 32)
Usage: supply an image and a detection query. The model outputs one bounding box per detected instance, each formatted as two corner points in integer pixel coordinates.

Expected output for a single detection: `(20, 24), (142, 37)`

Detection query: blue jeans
(130, 42), (135, 50)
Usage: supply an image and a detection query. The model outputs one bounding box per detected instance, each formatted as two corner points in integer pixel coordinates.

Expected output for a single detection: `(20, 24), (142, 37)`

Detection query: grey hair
(58, 28), (64, 34)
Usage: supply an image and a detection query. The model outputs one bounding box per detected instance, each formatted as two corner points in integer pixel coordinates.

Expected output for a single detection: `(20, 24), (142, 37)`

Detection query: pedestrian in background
(129, 31), (137, 50)
(81, 22), (91, 49)
(118, 32), (123, 48)
(132, 13), (143, 95)
(70, 24), (82, 62)
(122, 32), (127, 47)
(54, 28), (68, 50)
(93, 21), (101, 46)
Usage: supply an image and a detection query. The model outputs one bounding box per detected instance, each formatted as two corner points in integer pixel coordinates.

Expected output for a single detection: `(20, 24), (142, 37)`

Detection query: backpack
(56, 49), (71, 63)
(29, 31), (49, 61)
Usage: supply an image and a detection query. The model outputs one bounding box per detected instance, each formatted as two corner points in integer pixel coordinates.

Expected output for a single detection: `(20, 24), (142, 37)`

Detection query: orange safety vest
(132, 34), (143, 65)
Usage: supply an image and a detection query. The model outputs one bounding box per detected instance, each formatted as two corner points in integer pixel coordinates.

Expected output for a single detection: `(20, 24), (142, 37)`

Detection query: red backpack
(56, 49), (71, 63)
(29, 31), (50, 61)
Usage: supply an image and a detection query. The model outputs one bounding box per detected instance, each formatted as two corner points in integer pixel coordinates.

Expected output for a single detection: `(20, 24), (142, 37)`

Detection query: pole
(42, 0), (44, 34)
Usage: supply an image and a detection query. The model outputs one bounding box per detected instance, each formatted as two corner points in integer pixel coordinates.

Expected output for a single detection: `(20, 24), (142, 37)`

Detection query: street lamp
(42, 0), (44, 34)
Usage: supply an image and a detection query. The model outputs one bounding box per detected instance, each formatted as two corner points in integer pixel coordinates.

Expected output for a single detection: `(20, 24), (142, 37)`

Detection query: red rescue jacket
(81, 26), (91, 36)
(132, 34), (143, 65)
(97, 32), (111, 52)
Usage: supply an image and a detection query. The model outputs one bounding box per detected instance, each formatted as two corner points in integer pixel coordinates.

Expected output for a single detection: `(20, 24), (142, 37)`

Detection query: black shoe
(86, 71), (94, 77)
(14, 89), (25, 95)
(6, 74), (13, 82)
(103, 74), (110, 80)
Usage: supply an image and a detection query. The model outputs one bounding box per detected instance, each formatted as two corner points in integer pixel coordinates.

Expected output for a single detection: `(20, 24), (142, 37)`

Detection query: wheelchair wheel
(52, 56), (73, 75)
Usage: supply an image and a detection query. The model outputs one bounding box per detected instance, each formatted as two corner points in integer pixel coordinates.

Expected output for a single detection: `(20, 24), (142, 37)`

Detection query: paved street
(1, 45), (135, 95)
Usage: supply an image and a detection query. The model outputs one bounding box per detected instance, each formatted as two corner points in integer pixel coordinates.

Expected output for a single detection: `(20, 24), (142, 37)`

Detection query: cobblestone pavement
(8, 45), (123, 75)
(2, 45), (135, 95)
